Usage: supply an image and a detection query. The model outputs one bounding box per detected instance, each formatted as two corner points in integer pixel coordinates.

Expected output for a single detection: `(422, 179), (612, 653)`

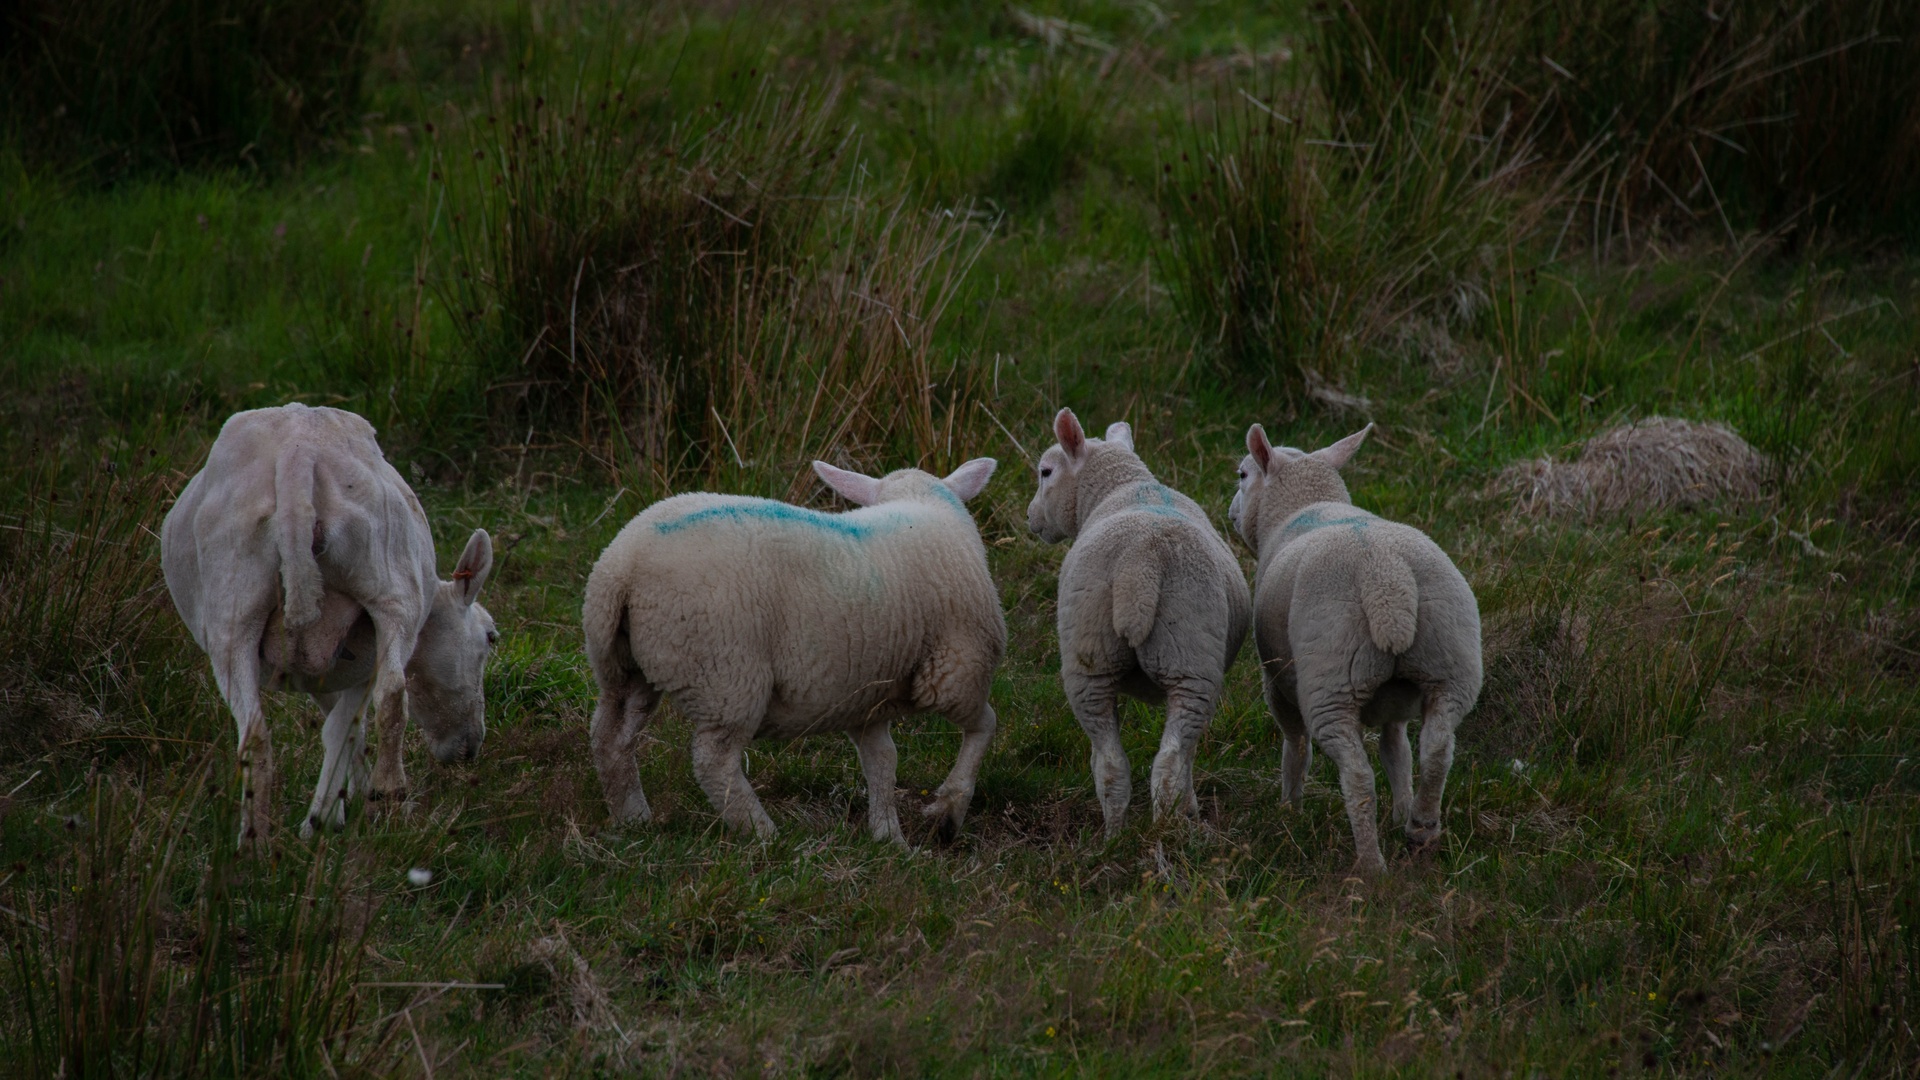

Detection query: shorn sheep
(583, 458), (1006, 845)
(1027, 409), (1250, 838)
(1229, 423), (1481, 876)
(162, 403), (497, 846)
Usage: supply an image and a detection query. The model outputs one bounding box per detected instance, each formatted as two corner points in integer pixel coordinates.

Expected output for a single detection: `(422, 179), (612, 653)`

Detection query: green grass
(2, 0), (1917, 1074)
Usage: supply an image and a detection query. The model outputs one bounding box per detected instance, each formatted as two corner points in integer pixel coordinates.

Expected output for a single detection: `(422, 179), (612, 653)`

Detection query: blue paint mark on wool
(654, 500), (890, 540)
(1280, 507), (1373, 540)
(1127, 483), (1185, 517)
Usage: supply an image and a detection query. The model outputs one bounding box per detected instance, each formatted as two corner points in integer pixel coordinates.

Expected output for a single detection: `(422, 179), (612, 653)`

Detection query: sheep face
(405, 529), (496, 764)
(1027, 408), (1136, 543)
(1231, 424), (1372, 549)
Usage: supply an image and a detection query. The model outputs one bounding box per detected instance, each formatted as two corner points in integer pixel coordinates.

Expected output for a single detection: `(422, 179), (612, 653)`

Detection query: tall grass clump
(1321, 0), (1920, 243)
(1509, 0), (1920, 242)
(0, 456), (184, 749)
(983, 58), (1100, 213)
(1161, 53), (1552, 386)
(0, 0), (376, 174)
(440, 54), (989, 485)
(3, 769), (389, 1075)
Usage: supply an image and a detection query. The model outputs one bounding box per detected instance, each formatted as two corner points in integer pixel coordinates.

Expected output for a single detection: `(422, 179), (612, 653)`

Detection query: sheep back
(584, 492), (1005, 739)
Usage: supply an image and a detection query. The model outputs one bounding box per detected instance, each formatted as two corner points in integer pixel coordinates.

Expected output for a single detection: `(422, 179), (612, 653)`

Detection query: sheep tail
(582, 578), (640, 690)
(1112, 538), (1167, 650)
(1359, 550), (1419, 654)
(274, 445), (324, 629)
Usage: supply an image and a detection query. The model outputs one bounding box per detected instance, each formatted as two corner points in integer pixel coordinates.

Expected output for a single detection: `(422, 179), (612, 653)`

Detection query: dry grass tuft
(1503, 416), (1771, 517)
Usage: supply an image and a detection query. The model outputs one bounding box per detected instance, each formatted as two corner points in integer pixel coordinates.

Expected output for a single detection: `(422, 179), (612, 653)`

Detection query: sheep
(1228, 422), (1482, 876)
(161, 403), (497, 847)
(1026, 409), (1251, 838)
(582, 458), (1006, 845)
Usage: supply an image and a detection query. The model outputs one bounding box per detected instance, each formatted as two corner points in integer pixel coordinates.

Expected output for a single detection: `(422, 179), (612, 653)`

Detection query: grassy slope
(2, 0), (1917, 1075)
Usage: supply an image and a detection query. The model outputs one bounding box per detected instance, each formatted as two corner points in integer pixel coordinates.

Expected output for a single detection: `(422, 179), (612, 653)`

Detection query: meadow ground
(2, 1), (1917, 1075)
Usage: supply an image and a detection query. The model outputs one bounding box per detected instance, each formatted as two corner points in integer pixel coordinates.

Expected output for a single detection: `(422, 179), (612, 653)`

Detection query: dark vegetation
(1, 0), (1916, 1074)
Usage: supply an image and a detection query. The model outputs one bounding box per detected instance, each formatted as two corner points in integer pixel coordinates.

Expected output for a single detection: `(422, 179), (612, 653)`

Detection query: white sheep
(162, 403), (497, 846)
(1027, 409), (1251, 838)
(582, 458), (1006, 844)
(1229, 423), (1482, 876)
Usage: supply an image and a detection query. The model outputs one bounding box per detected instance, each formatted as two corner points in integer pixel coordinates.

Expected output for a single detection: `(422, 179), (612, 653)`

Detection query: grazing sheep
(1027, 409), (1251, 838)
(1229, 423), (1481, 876)
(583, 458), (1006, 845)
(162, 403), (497, 847)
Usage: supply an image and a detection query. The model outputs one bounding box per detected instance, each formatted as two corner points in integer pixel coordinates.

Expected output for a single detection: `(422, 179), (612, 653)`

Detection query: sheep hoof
(920, 797), (963, 844)
(1353, 855), (1388, 879)
(1406, 817), (1442, 845)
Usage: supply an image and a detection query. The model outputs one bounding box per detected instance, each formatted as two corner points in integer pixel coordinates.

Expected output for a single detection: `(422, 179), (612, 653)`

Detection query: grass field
(2, 0), (1917, 1075)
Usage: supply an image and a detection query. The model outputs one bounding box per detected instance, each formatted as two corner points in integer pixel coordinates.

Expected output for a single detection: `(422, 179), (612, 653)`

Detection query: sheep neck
(1254, 464), (1351, 563)
(1072, 447), (1163, 534)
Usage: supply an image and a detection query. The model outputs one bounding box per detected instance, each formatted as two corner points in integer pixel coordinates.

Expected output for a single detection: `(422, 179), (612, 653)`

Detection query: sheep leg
(850, 722), (905, 846)
(589, 672), (657, 826)
(1066, 672), (1130, 840)
(365, 606), (415, 805)
(346, 690), (372, 799)
(304, 684), (369, 838)
(1266, 676), (1310, 806)
(1410, 688), (1468, 844)
(924, 700), (996, 843)
(1310, 712), (1386, 877)
(1380, 715), (1414, 833)
(1150, 681), (1215, 824)
(211, 642), (273, 848)
(691, 724), (775, 839)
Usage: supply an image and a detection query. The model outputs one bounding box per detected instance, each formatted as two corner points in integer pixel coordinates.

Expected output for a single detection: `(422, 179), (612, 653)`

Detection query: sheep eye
(1237, 470), (1246, 480)
(1039, 467), (1052, 479)
(485, 630), (499, 646)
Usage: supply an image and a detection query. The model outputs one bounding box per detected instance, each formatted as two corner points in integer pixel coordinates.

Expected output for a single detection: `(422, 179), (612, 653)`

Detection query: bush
(1316, 0), (1920, 243)
(1160, 61), (1550, 386)
(0, 0), (376, 174)
(439, 54), (989, 486)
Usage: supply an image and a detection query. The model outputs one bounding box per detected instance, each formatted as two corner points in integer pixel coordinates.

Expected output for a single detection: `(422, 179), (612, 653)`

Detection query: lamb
(582, 458), (1006, 845)
(1026, 409), (1251, 838)
(161, 403), (497, 847)
(1229, 422), (1482, 876)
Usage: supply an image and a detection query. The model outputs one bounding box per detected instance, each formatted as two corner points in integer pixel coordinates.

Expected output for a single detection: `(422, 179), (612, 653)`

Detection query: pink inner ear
(1247, 424), (1273, 470)
(1054, 408), (1086, 458)
(813, 461), (884, 506)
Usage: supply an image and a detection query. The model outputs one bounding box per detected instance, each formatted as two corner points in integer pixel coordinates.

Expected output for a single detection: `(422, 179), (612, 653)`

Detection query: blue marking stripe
(654, 500), (888, 539)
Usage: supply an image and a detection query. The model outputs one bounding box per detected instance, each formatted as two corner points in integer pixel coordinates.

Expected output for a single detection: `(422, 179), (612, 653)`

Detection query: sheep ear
(941, 458), (997, 502)
(1103, 421), (1134, 452)
(1053, 408), (1088, 464)
(813, 461), (886, 506)
(1246, 424), (1274, 472)
(450, 529), (493, 606)
(1311, 423), (1373, 470)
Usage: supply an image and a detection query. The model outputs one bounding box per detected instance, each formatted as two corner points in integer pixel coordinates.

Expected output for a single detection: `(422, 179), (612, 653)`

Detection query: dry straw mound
(1504, 417), (1770, 517)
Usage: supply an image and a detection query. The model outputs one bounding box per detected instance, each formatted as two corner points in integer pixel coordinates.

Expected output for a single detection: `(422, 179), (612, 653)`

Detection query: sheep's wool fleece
(1057, 448), (1250, 686)
(1503, 416), (1769, 517)
(585, 488), (1005, 735)
(1253, 503), (1481, 714)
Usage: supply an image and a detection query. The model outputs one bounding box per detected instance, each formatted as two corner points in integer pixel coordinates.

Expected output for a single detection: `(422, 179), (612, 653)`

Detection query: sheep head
(1230, 423), (1371, 549)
